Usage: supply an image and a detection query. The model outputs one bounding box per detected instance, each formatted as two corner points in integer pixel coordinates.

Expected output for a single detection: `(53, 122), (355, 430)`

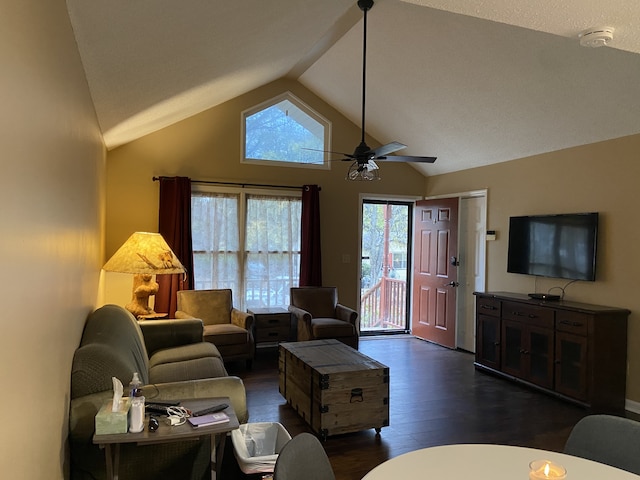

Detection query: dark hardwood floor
(224, 336), (589, 480)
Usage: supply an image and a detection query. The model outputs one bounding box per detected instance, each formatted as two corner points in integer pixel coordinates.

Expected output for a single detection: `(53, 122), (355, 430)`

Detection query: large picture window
(191, 186), (301, 309)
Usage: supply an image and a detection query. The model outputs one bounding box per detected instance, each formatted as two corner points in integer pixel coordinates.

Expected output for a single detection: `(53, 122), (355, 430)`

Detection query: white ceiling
(66, 0), (640, 176)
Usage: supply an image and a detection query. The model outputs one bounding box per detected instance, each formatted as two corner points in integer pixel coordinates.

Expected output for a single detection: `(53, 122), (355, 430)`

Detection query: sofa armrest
(174, 310), (195, 320)
(231, 308), (254, 331)
(289, 305), (313, 341)
(336, 304), (358, 327)
(139, 318), (204, 356)
(146, 376), (248, 424)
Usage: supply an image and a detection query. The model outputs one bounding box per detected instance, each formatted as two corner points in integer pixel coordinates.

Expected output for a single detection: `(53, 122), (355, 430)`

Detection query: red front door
(411, 198), (459, 348)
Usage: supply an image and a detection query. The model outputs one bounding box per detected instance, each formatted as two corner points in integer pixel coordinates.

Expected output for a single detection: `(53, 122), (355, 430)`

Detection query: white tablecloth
(361, 444), (640, 479)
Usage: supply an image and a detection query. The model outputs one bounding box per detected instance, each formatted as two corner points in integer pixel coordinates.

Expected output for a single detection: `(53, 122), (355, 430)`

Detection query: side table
(248, 307), (292, 347)
(93, 397), (239, 480)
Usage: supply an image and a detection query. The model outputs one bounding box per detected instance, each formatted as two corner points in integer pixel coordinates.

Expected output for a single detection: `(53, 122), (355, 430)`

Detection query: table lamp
(103, 232), (185, 317)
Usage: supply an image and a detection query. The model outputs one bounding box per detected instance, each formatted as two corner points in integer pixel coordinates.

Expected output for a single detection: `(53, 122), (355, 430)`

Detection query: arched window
(242, 92), (331, 169)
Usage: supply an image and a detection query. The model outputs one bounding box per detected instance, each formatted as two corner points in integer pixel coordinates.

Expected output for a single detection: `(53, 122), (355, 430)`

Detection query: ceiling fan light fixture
(347, 161), (380, 181)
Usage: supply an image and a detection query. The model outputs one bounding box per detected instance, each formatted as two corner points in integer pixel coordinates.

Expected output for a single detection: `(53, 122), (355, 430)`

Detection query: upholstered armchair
(289, 286), (359, 349)
(176, 289), (255, 368)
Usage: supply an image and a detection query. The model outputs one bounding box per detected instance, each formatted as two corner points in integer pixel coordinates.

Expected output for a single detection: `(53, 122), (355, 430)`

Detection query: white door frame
(357, 193), (422, 329)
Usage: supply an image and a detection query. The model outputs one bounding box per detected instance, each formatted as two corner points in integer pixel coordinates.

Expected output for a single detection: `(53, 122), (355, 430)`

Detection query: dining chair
(273, 432), (335, 480)
(564, 414), (640, 475)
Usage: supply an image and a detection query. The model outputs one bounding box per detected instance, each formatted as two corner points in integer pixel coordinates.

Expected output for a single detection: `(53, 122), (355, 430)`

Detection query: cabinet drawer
(256, 313), (291, 328)
(556, 311), (589, 336)
(476, 296), (501, 317)
(502, 301), (554, 328)
(256, 326), (290, 343)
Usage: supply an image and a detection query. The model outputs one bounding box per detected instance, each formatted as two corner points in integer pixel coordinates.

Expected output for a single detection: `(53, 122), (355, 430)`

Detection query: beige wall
(427, 133), (640, 404)
(0, 2), (105, 479)
(105, 78), (428, 308)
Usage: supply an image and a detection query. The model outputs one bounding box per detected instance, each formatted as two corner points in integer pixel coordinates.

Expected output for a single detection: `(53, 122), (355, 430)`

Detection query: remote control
(145, 403), (170, 415)
(192, 403), (229, 417)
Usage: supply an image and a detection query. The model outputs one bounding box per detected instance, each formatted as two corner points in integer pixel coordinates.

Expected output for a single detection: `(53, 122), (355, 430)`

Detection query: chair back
(176, 289), (233, 325)
(274, 433), (335, 480)
(564, 414), (640, 475)
(290, 287), (337, 318)
(71, 304), (149, 399)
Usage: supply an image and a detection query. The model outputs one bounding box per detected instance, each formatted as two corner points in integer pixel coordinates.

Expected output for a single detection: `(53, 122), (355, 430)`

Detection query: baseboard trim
(625, 399), (640, 415)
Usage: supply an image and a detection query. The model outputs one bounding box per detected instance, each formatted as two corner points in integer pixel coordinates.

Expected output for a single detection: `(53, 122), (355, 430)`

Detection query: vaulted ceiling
(66, 0), (640, 176)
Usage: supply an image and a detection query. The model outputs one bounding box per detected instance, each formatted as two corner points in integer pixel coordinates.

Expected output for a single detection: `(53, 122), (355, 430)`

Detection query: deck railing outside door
(360, 277), (406, 330)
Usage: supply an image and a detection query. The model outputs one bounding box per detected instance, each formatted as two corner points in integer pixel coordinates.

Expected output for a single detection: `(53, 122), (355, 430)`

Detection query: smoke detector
(579, 27), (614, 48)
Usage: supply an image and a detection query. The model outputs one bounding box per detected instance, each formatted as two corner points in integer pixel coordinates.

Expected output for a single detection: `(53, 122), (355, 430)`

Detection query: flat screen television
(507, 212), (598, 281)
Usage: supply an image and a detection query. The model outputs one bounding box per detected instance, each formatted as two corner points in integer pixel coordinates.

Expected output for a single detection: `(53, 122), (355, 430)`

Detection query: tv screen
(507, 212), (598, 281)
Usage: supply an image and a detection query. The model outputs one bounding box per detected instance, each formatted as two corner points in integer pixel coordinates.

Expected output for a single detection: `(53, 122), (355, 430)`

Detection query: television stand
(528, 293), (561, 301)
(473, 291), (629, 413)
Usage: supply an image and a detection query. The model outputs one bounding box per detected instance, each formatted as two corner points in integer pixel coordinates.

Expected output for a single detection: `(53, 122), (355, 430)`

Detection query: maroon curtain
(155, 176), (194, 317)
(299, 184), (322, 286)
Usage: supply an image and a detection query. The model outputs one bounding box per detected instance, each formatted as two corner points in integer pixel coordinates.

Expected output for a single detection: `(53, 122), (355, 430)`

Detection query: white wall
(0, 1), (105, 478)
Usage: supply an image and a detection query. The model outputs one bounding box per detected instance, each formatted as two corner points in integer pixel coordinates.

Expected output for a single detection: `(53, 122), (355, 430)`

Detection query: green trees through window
(243, 92), (330, 167)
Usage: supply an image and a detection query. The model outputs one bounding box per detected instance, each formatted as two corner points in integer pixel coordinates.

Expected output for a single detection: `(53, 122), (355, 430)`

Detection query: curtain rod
(152, 176), (319, 191)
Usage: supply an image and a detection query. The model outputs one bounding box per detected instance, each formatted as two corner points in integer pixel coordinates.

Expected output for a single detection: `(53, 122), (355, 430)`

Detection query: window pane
(191, 192), (240, 291)
(243, 93), (329, 166)
(244, 194), (301, 308)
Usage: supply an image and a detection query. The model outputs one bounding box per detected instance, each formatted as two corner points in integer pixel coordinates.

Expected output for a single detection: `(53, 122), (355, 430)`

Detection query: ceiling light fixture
(579, 27), (614, 48)
(347, 160), (380, 181)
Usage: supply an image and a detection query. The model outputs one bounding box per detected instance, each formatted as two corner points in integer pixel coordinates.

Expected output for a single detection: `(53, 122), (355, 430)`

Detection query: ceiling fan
(336, 0), (437, 180)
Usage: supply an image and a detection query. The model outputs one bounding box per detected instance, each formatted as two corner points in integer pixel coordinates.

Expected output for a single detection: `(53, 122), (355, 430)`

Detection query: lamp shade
(103, 232), (185, 275)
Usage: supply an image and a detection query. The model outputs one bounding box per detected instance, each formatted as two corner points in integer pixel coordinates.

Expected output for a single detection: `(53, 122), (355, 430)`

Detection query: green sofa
(69, 304), (248, 480)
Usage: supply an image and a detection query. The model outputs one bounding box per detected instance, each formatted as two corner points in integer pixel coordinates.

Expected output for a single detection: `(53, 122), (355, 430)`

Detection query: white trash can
(231, 422), (292, 475)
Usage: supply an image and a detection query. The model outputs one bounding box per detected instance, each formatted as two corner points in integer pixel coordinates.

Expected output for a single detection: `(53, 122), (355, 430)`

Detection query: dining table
(361, 444), (640, 479)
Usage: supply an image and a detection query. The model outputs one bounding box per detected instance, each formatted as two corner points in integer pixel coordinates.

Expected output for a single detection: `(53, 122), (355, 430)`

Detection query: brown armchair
(289, 286), (359, 349)
(176, 289), (255, 368)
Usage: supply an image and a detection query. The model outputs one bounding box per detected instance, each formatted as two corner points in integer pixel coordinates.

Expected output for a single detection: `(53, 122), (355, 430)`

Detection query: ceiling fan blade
(301, 147), (355, 158)
(377, 154), (437, 163)
(370, 141), (406, 157)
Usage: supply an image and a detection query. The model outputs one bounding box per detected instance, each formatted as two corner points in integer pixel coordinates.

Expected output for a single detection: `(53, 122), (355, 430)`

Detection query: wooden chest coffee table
(278, 339), (389, 439)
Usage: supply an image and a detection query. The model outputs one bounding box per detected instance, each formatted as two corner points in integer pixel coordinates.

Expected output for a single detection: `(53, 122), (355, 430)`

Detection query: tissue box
(95, 399), (131, 435)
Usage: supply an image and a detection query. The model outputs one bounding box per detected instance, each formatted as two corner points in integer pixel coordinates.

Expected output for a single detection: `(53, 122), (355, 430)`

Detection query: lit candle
(529, 460), (567, 480)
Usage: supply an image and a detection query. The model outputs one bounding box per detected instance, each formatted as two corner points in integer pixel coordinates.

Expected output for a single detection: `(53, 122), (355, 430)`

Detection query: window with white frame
(191, 187), (301, 309)
(242, 92), (331, 169)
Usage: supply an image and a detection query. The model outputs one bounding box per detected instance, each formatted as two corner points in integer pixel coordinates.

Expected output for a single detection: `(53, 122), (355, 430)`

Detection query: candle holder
(529, 460), (567, 480)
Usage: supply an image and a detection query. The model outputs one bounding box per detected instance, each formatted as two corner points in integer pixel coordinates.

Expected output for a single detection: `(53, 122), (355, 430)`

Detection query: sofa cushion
(291, 287), (338, 318)
(72, 305), (150, 399)
(149, 357), (228, 384)
(148, 342), (227, 384)
(177, 289), (233, 325)
(203, 323), (249, 346)
(311, 317), (356, 339)
(149, 342), (223, 367)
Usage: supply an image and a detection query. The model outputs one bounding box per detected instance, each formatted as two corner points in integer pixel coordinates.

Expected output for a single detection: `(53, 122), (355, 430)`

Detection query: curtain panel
(300, 184), (322, 286)
(156, 176), (194, 317)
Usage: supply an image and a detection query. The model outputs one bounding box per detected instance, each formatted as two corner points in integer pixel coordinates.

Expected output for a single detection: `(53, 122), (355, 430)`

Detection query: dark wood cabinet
(249, 307), (292, 347)
(475, 295), (502, 369)
(474, 292), (629, 413)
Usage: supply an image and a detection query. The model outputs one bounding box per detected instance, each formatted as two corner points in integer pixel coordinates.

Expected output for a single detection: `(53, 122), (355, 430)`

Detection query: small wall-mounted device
(486, 230), (497, 241)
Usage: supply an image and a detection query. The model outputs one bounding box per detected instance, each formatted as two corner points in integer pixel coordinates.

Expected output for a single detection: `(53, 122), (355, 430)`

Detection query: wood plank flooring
(224, 336), (589, 480)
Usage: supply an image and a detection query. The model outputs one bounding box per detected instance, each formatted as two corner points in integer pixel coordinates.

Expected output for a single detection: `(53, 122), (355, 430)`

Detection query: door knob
(445, 281), (459, 287)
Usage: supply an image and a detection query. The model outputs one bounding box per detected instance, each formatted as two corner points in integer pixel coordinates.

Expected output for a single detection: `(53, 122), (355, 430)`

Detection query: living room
(3, 1), (640, 479)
